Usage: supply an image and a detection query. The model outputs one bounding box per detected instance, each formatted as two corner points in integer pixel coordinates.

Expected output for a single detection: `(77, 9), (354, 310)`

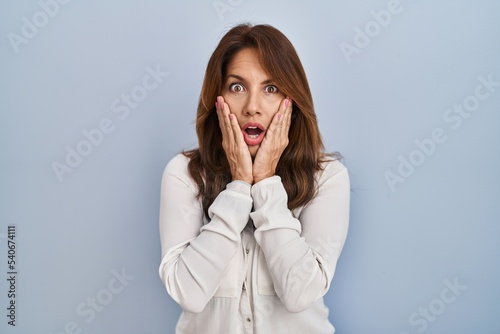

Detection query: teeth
(248, 134), (259, 139)
(248, 126), (257, 129)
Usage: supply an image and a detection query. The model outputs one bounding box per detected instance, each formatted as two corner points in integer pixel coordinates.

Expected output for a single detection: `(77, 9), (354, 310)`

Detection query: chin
(248, 145), (260, 158)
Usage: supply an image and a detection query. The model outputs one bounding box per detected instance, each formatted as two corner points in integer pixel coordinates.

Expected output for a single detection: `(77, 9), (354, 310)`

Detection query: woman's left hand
(252, 97), (292, 183)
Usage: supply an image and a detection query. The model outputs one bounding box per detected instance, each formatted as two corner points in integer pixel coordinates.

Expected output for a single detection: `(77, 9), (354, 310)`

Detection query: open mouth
(244, 126), (264, 139)
(242, 123), (265, 145)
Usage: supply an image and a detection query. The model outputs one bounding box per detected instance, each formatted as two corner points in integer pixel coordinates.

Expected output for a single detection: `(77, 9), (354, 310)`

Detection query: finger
(268, 104), (280, 133)
(284, 97), (292, 130)
(216, 97), (235, 151)
(264, 109), (281, 144)
(227, 109), (246, 146)
(273, 97), (290, 138)
(215, 97), (242, 146)
(217, 96), (232, 134)
(216, 96), (226, 129)
(274, 98), (291, 148)
(220, 99), (248, 156)
(220, 99), (239, 142)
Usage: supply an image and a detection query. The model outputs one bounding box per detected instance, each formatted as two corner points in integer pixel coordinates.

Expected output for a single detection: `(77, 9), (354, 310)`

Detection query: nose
(243, 91), (261, 116)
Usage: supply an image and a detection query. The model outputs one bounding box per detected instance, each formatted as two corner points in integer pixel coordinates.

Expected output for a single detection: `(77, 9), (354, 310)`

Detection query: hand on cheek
(252, 97), (292, 184)
(215, 96), (253, 184)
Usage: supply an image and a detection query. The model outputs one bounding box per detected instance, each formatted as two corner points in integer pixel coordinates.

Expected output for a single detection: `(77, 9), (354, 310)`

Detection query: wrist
(233, 176), (253, 185)
(253, 173), (274, 184)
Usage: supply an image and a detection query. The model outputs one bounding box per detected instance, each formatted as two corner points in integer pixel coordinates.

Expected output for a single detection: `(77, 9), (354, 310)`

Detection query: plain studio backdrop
(1, 1), (499, 333)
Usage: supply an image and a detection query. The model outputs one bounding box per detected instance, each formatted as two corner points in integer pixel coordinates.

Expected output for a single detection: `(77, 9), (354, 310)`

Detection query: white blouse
(159, 154), (350, 334)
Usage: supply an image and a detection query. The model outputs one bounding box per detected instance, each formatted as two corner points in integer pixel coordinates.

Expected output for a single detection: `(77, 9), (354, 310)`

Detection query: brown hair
(184, 23), (336, 218)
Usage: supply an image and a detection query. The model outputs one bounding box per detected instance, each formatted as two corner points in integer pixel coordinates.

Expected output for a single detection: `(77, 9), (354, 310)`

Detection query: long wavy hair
(184, 23), (336, 218)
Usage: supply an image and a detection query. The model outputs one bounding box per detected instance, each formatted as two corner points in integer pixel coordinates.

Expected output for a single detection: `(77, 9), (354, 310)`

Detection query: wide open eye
(229, 83), (245, 93)
(264, 85), (279, 94)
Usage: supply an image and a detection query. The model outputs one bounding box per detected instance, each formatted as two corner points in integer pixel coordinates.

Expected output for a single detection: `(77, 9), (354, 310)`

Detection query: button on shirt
(159, 154), (350, 334)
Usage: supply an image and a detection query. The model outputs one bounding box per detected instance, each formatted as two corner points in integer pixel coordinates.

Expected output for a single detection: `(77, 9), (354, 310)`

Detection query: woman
(159, 23), (350, 333)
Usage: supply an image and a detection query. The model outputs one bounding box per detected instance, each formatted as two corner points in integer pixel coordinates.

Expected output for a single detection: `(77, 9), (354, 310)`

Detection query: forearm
(251, 177), (327, 311)
(160, 224), (244, 313)
(159, 162), (253, 313)
(251, 168), (349, 312)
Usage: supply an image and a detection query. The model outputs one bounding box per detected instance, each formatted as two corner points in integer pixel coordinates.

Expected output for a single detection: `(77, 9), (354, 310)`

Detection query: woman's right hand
(216, 96), (253, 184)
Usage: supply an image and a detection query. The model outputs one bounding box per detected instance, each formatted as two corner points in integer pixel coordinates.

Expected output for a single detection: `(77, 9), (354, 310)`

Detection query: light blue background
(1, 1), (499, 333)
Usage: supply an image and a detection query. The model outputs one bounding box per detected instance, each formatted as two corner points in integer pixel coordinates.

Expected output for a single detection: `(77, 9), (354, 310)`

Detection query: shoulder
(162, 153), (194, 188)
(317, 156), (349, 186)
(291, 156), (349, 218)
(165, 153), (190, 172)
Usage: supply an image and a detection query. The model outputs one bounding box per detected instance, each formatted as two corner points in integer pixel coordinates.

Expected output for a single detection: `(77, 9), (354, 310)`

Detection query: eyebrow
(226, 74), (273, 85)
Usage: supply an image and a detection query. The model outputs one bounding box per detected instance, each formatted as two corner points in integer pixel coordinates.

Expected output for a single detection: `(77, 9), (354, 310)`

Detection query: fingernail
(285, 98), (289, 108)
(215, 101), (218, 109)
(277, 113), (282, 120)
(229, 114), (233, 120)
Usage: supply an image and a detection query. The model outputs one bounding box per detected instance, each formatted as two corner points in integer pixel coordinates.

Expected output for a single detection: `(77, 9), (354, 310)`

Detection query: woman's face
(222, 48), (286, 157)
